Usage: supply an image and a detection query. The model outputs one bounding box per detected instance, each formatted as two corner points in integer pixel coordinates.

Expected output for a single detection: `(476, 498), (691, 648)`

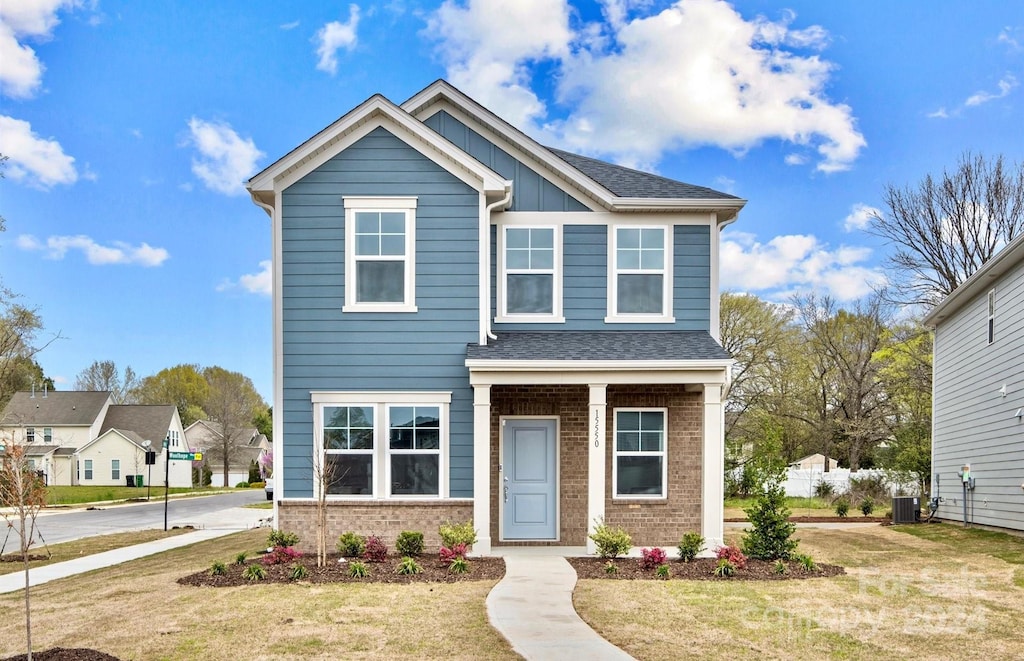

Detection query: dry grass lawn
(573, 524), (1024, 660)
(0, 529), (517, 660)
(0, 528), (190, 576)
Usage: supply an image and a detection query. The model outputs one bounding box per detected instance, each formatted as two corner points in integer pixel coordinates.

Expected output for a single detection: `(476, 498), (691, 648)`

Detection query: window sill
(342, 303), (418, 314)
(612, 494), (668, 502)
(494, 315), (566, 324)
(604, 315), (676, 324)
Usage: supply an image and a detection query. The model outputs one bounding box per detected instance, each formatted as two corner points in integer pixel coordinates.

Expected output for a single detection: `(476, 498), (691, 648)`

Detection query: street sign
(168, 451), (202, 461)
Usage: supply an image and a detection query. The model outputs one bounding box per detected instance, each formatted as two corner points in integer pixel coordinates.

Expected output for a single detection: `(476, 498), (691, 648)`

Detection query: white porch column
(701, 384), (725, 552)
(587, 383), (608, 554)
(473, 385), (492, 555)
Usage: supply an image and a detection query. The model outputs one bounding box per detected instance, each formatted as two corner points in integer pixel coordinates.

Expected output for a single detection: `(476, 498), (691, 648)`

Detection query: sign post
(163, 448), (202, 531)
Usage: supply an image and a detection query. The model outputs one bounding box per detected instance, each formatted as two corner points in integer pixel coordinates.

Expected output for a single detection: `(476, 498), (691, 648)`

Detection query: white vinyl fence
(782, 468), (920, 498)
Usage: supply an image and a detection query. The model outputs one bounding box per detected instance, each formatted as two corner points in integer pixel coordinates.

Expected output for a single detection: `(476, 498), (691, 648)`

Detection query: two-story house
(247, 80), (744, 554)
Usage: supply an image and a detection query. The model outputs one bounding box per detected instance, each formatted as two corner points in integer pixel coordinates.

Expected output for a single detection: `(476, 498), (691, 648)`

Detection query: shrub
(242, 564), (266, 581)
(677, 532), (705, 563)
(849, 473), (889, 501)
(813, 480), (835, 499)
(363, 535), (388, 563)
(448, 557), (470, 574)
(396, 531), (424, 557)
(396, 556), (423, 575)
(715, 545), (747, 570)
(268, 530), (300, 548)
(209, 561), (226, 576)
(712, 559), (736, 577)
(589, 520), (632, 559)
(289, 563), (309, 580)
(263, 545), (303, 566)
(655, 564), (671, 578)
(249, 481), (265, 489)
(337, 532), (366, 557)
(639, 547), (668, 571)
(742, 479), (798, 560)
(439, 520), (477, 548)
(349, 561), (369, 578)
(439, 542), (468, 566)
(235, 481), (250, 488)
(604, 561), (618, 575)
(860, 497), (875, 516)
(794, 553), (817, 571)
(835, 498), (850, 517)
(234, 552), (248, 566)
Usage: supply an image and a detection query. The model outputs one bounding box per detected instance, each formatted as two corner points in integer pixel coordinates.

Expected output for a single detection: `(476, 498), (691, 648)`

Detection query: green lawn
(725, 495), (835, 519)
(45, 485), (226, 505)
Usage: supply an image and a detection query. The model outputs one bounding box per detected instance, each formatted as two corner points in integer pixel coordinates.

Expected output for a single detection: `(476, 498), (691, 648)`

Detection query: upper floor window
(44, 427), (52, 443)
(343, 197), (417, 313)
(607, 226), (674, 323)
(26, 427), (34, 443)
(988, 289), (995, 344)
(497, 226), (563, 322)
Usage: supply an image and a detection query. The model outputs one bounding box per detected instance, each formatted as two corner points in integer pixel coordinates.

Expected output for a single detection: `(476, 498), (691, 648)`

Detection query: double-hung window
(613, 409), (667, 498)
(314, 392), (450, 498)
(343, 197), (417, 313)
(497, 226), (563, 321)
(26, 427), (34, 443)
(111, 459), (120, 480)
(43, 427), (52, 443)
(83, 459), (93, 481)
(608, 226), (673, 322)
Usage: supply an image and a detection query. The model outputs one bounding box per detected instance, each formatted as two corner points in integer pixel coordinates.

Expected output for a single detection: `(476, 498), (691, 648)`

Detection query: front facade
(248, 81), (744, 553)
(925, 234), (1024, 531)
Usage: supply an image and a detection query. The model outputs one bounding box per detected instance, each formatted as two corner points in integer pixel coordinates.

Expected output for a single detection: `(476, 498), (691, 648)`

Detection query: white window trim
(987, 288), (995, 345)
(43, 427), (52, 443)
(342, 197), (418, 313)
(612, 407), (668, 500)
(111, 459), (121, 480)
(312, 391), (451, 500)
(83, 459), (93, 481)
(605, 225), (675, 324)
(26, 427), (35, 443)
(385, 404), (446, 498)
(495, 224), (565, 323)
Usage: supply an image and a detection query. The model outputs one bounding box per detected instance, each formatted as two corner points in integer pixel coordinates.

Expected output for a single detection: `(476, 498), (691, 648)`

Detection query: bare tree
(0, 303), (60, 408)
(203, 367), (264, 487)
(869, 152), (1024, 307)
(0, 438), (49, 660)
(74, 360), (140, 404)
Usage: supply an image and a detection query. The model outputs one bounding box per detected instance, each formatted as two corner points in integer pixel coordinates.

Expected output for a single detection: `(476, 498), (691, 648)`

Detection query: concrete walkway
(0, 506), (268, 595)
(488, 547), (635, 661)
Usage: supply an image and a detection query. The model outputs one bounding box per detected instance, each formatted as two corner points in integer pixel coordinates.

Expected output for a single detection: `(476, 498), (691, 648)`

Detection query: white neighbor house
(925, 232), (1024, 532)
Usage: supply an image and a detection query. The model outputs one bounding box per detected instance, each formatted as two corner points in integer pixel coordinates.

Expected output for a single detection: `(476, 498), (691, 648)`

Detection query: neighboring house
(184, 420), (269, 487)
(247, 80), (744, 554)
(789, 453), (840, 471)
(925, 233), (1024, 532)
(0, 392), (191, 487)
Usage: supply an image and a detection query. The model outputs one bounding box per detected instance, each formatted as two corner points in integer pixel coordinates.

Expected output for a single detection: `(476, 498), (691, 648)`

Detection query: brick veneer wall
(489, 384), (703, 547)
(277, 500), (473, 553)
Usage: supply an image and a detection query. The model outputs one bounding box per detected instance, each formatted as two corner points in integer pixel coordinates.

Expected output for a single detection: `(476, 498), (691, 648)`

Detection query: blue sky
(1, 0), (1021, 401)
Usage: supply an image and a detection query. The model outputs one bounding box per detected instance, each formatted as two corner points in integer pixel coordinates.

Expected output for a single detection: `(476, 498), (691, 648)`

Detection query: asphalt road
(4, 490), (268, 550)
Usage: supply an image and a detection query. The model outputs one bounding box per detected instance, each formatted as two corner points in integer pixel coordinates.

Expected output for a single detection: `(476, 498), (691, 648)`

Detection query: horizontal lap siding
(932, 257), (1024, 530)
(281, 127), (479, 498)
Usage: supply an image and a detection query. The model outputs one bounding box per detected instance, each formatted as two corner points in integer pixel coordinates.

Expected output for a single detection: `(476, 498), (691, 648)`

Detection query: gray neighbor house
(925, 232), (1024, 532)
(247, 80), (745, 554)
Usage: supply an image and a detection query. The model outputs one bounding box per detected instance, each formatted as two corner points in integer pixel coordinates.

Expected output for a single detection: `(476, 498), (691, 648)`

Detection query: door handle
(503, 484), (509, 503)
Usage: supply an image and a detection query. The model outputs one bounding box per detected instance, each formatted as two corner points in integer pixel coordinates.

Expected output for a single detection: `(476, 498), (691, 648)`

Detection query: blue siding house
(248, 81), (745, 553)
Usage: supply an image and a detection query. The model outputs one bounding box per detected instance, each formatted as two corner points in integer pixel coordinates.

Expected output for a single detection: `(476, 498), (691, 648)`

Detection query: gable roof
(0, 391), (111, 427)
(402, 80), (746, 218)
(99, 405), (176, 446)
(466, 331), (731, 362)
(924, 232), (1024, 327)
(78, 427), (148, 454)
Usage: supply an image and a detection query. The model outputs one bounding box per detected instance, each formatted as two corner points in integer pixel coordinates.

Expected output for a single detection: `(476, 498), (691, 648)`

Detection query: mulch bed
(3, 649), (120, 661)
(568, 556), (845, 581)
(725, 516), (889, 523)
(178, 553), (506, 587)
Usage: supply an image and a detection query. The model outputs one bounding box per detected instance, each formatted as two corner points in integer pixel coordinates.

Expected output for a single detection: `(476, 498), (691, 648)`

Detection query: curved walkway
(487, 549), (635, 661)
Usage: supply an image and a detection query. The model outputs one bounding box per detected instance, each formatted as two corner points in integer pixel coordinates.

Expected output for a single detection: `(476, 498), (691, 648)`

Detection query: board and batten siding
(491, 224), (711, 332)
(280, 127), (480, 498)
(423, 110), (590, 212)
(932, 257), (1024, 530)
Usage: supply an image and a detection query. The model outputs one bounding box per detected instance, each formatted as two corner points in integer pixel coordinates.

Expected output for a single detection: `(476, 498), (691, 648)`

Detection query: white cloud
(997, 26), (1021, 51)
(218, 260), (272, 296)
(784, 153), (807, 165)
(927, 107), (950, 119)
(965, 74), (1018, 107)
(0, 115), (77, 188)
(280, 20), (300, 30)
(428, 0), (864, 173)
(185, 117), (264, 196)
(842, 203), (881, 232)
(0, 0), (78, 98)
(720, 231), (885, 302)
(315, 5), (360, 75)
(18, 234), (170, 267)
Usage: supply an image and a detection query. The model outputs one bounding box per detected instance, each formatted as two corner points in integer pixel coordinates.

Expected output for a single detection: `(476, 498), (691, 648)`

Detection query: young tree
(0, 439), (49, 660)
(203, 367), (265, 488)
(74, 360), (140, 404)
(869, 152), (1024, 307)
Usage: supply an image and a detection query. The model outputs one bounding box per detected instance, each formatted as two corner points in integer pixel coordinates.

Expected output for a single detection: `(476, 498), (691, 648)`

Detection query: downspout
(481, 187), (512, 344)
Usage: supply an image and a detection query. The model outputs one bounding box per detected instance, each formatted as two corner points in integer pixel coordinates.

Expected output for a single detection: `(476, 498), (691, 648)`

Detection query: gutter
(481, 187), (513, 344)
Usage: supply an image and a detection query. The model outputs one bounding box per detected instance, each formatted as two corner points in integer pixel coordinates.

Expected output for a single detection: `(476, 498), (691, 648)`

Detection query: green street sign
(168, 451), (202, 461)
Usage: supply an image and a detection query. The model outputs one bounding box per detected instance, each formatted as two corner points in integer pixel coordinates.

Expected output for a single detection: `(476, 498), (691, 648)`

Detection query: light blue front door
(502, 419), (557, 540)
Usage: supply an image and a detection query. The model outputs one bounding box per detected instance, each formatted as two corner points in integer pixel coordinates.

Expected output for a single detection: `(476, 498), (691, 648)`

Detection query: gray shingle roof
(100, 405), (175, 446)
(0, 391), (111, 426)
(466, 331), (731, 362)
(547, 148), (740, 200)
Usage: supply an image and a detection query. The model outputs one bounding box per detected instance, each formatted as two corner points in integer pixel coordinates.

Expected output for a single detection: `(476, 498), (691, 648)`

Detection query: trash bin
(135, 475), (144, 487)
(126, 475), (135, 487)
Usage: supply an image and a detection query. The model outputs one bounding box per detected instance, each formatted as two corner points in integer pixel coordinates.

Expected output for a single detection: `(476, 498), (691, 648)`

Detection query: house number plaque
(593, 409), (601, 447)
